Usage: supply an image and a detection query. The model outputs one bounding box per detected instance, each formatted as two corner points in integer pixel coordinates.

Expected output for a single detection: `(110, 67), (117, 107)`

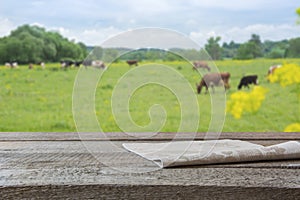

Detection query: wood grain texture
(0, 132), (299, 199)
(0, 132), (299, 141)
(1, 185), (300, 200)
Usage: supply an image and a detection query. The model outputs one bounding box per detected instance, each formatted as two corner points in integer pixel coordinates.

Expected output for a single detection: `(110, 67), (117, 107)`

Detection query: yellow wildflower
(227, 86), (268, 119)
(284, 123), (300, 132)
(269, 63), (300, 87)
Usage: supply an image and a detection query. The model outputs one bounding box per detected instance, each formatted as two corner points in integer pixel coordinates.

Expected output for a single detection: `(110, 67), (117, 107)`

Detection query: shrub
(226, 86), (268, 119)
(268, 63), (300, 86)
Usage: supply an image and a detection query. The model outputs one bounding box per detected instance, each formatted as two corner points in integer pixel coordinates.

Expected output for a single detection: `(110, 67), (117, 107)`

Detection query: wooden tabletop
(0, 132), (300, 199)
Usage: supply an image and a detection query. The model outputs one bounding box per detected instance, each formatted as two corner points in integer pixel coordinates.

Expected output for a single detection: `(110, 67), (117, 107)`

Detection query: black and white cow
(60, 60), (74, 68)
(74, 61), (82, 67)
(5, 62), (18, 68)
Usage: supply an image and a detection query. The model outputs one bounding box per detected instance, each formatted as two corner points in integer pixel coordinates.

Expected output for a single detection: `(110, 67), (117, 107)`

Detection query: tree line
(1, 24), (300, 64)
(0, 25), (87, 64)
(214, 34), (300, 60)
(93, 34), (300, 62)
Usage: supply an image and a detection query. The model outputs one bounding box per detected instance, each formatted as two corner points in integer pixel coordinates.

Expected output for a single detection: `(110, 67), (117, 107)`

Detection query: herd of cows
(3, 59), (281, 94)
(4, 59), (140, 69)
(194, 61), (281, 94)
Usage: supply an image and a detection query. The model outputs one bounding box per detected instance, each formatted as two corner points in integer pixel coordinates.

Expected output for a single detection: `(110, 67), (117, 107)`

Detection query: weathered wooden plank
(1, 141), (299, 170)
(0, 133), (299, 199)
(1, 160), (300, 187)
(1, 185), (300, 200)
(0, 132), (299, 141)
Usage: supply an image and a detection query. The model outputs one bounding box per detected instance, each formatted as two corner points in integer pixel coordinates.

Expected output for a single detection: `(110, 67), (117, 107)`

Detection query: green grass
(0, 59), (299, 132)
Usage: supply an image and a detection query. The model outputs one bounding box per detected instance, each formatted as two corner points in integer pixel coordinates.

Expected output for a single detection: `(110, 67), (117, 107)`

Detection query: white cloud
(190, 31), (219, 47)
(49, 26), (124, 46)
(224, 24), (300, 42)
(31, 1), (45, 7)
(101, 28), (199, 49)
(190, 24), (300, 47)
(188, 0), (295, 11)
(0, 18), (16, 37)
(79, 27), (123, 45)
(0, 19), (122, 46)
(0, 0), (299, 47)
(117, 0), (177, 14)
(30, 22), (46, 27)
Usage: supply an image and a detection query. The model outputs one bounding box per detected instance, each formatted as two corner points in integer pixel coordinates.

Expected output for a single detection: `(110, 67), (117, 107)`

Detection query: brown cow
(126, 60), (138, 66)
(193, 61), (211, 71)
(196, 72), (230, 94)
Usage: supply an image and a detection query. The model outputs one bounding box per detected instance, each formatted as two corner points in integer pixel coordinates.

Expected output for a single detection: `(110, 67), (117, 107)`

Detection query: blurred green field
(0, 59), (299, 132)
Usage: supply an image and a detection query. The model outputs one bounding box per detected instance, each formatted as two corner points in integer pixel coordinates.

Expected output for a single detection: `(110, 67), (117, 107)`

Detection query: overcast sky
(0, 0), (299, 47)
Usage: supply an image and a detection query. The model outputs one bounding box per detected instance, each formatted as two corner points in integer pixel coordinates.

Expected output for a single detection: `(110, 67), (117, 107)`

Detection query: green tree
(263, 40), (288, 57)
(286, 38), (300, 58)
(0, 24), (88, 64)
(236, 34), (263, 59)
(266, 48), (285, 58)
(222, 41), (240, 58)
(145, 49), (164, 61)
(5, 37), (23, 62)
(205, 36), (223, 60)
(77, 42), (88, 59)
(236, 42), (256, 59)
(43, 43), (57, 61)
(249, 34), (263, 58)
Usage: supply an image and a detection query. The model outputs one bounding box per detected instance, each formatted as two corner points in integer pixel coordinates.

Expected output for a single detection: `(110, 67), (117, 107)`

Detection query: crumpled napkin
(123, 140), (300, 168)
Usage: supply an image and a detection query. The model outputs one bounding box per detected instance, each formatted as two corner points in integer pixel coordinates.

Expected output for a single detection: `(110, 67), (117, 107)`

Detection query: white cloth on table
(122, 140), (300, 168)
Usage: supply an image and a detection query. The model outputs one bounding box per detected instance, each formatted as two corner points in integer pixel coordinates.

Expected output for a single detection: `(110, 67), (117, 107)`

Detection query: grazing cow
(61, 60), (74, 68)
(5, 62), (18, 68)
(40, 62), (45, 69)
(61, 62), (66, 68)
(74, 61), (82, 67)
(11, 62), (18, 68)
(126, 60), (138, 66)
(196, 72), (230, 94)
(82, 60), (92, 68)
(92, 60), (106, 69)
(28, 63), (33, 70)
(193, 61), (211, 71)
(5, 62), (11, 68)
(238, 75), (258, 90)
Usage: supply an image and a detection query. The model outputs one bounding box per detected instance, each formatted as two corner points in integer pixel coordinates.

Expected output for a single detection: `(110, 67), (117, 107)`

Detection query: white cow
(12, 62), (18, 68)
(5, 62), (18, 68)
(91, 60), (106, 69)
(5, 62), (11, 68)
(40, 62), (45, 69)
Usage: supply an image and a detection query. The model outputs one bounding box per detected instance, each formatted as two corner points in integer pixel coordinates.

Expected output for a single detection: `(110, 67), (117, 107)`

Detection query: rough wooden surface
(0, 132), (300, 199)
(2, 185), (300, 200)
(0, 132), (300, 141)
